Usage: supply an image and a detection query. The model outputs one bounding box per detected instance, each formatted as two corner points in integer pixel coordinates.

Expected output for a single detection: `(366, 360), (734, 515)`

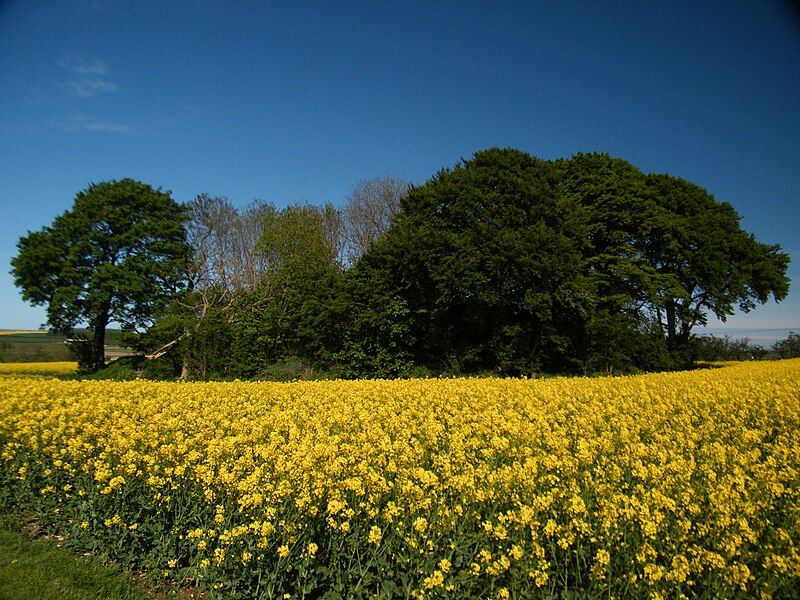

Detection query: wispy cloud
(59, 57), (109, 76)
(63, 79), (118, 98)
(58, 57), (116, 97)
(58, 114), (132, 134)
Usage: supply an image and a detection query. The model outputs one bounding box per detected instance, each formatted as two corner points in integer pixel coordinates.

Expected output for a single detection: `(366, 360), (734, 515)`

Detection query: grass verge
(0, 518), (148, 600)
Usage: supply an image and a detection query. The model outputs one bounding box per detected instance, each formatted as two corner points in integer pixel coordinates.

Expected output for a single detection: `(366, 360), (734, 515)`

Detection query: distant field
(0, 361), (78, 378)
(0, 332), (74, 362)
(0, 329), (129, 363)
(0, 329), (47, 335)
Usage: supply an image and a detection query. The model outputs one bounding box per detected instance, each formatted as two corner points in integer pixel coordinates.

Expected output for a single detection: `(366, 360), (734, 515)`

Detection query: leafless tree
(155, 195), (277, 377)
(319, 201), (344, 265)
(342, 176), (410, 265)
(186, 194), (275, 295)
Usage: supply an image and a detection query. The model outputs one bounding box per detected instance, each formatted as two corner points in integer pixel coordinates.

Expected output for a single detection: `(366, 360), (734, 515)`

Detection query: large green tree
(643, 173), (789, 350)
(11, 179), (191, 372)
(349, 148), (593, 376)
(558, 153), (790, 364)
(556, 153), (678, 371)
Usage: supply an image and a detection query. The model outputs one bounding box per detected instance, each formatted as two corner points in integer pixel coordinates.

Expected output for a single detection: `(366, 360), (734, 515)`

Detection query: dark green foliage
(334, 265), (417, 378)
(11, 180), (191, 372)
(643, 173), (789, 349)
(219, 204), (344, 378)
(75, 357), (144, 381)
(583, 313), (675, 374)
(557, 153), (790, 369)
(347, 148), (594, 376)
(85, 150), (789, 380)
(63, 337), (95, 373)
(256, 355), (333, 381)
(139, 356), (179, 380)
(253, 204), (344, 369)
(772, 331), (800, 359)
(136, 202), (345, 380)
(227, 287), (285, 378)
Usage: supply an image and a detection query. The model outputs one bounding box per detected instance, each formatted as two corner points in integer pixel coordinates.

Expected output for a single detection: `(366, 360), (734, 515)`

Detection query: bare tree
(187, 194), (275, 294)
(319, 201), (344, 265)
(157, 195), (277, 377)
(342, 176), (410, 264)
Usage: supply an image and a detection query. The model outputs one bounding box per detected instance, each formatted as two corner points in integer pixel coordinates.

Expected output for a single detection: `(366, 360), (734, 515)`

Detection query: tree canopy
(16, 151), (789, 380)
(349, 148), (593, 376)
(343, 149), (790, 376)
(11, 179), (191, 371)
(642, 172), (789, 348)
(557, 153), (789, 364)
(341, 176), (410, 264)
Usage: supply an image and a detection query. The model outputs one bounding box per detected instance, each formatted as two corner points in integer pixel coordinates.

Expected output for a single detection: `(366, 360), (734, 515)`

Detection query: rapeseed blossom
(0, 359), (798, 597)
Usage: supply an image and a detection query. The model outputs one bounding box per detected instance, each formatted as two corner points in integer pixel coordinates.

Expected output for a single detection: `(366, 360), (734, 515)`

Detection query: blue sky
(1, 1), (798, 341)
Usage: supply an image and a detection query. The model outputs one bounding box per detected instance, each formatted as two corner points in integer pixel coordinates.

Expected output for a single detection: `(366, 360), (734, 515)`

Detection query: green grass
(0, 332), (74, 362)
(0, 329), (129, 363)
(0, 520), (148, 600)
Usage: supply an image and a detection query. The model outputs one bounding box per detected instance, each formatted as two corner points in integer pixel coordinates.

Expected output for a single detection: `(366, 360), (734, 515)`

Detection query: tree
(558, 153), (790, 365)
(254, 203), (344, 367)
(186, 195), (275, 295)
(11, 179), (191, 372)
(772, 331), (800, 359)
(643, 174), (790, 351)
(144, 198), (344, 379)
(335, 256), (417, 378)
(349, 149), (593, 376)
(693, 334), (768, 361)
(556, 153), (686, 371)
(342, 176), (410, 265)
(174, 196), (276, 377)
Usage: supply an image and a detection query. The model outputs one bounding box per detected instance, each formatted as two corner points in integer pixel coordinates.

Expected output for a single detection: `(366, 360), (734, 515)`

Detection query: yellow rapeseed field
(0, 360), (798, 598)
(0, 330), (46, 335)
(0, 361), (77, 378)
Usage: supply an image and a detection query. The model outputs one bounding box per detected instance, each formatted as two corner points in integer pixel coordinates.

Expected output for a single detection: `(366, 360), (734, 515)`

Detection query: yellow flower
(423, 570), (444, 589)
(368, 525), (382, 545)
(596, 549), (610, 567)
(1, 359), (798, 598)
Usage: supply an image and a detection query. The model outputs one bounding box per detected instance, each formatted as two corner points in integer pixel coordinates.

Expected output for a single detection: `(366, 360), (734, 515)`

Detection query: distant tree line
(693, 331), (800, 362)
(12, 149), (791, 377)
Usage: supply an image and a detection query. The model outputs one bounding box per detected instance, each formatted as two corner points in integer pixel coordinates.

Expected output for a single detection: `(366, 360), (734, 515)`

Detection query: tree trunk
(665, 301), (676, 350)
(528, 324), (541, 378)
(181, 341), (190, 379)
(90, 310), (109, 372)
